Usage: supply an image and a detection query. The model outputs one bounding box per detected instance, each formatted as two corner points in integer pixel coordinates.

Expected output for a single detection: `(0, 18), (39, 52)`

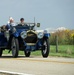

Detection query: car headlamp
(37, 32), (44, 39)
(20, 31), (27, 39)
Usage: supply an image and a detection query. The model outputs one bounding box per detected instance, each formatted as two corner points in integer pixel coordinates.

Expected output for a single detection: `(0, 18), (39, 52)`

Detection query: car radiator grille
(24, 31), (37, 43)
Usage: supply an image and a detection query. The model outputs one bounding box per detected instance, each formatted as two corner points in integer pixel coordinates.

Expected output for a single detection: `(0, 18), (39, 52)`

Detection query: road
(0, 55), (74, 75)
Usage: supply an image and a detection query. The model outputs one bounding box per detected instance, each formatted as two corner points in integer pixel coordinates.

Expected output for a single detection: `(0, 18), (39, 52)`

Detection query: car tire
(41, 39), (50, 58)
(24, 51), (31, 57)
(11, 37), (19, 58)
(0, 48), (3, 57)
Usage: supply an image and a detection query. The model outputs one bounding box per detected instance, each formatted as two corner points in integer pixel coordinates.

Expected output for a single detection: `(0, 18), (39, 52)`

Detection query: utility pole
(73, 35), (74, 47)
(56, 35), (58, 53)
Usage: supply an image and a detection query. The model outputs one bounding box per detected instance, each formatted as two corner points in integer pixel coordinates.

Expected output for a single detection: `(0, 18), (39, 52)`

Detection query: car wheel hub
(43, 41), (47, 54)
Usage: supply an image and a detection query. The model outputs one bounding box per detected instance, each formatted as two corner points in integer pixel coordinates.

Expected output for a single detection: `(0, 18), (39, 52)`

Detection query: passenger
(2, 25), (6, 30)
(6, 17), (15, 30)
(0, 25), (7, 32)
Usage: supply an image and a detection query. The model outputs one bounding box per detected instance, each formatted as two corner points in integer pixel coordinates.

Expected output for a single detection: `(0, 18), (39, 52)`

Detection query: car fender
(44, 33), (50, 38)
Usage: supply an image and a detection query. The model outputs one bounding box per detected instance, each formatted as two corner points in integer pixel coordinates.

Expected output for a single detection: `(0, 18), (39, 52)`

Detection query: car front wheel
(11, 37), (19, 58)
(41, 39), (50, 58)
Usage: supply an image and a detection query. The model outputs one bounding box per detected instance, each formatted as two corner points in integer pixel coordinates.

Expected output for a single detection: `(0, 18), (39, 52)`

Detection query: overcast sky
(0, 0), (74, 29)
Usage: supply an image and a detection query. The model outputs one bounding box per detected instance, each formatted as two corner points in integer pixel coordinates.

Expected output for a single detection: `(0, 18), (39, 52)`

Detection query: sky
(0, 0), (74, 30)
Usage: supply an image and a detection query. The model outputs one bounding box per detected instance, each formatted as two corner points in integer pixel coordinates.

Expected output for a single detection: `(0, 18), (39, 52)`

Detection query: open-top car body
(0, 23), (50, 58)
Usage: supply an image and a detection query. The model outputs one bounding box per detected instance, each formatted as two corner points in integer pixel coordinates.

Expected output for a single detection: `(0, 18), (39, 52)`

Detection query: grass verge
(2, 45), (74, 58)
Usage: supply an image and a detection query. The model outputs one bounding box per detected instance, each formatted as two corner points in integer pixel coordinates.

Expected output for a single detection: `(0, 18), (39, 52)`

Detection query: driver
(18, 18), (27, 26)
(20, 18), (24, 24)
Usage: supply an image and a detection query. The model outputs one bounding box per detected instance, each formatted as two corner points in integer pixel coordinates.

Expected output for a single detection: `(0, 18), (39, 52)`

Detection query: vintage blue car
(0, 23), (50, 58)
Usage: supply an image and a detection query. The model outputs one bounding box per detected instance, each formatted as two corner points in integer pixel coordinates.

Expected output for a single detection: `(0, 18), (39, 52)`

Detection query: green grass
(3, 45), (74, 58)
(30, 45), (74, 58)
(50, 45), (74, 58)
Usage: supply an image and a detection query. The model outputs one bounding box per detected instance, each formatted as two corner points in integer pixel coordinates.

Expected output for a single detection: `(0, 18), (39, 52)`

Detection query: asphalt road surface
(0, 55), (74, 75)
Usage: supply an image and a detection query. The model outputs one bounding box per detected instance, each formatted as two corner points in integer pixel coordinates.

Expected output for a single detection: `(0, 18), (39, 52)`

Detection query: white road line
(0, 70), (33, 75)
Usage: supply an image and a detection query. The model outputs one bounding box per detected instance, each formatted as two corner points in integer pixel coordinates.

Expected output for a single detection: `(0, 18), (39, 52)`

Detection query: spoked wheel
(0, 48), (3, 57)
(24, 51), (31, 57)
(41, 39), (50, 58)
(11, 37), (19, 58)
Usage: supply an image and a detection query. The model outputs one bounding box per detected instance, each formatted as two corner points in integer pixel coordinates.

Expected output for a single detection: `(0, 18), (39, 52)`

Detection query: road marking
(1, 58), (74, 64)
(0, 70), (33, 75)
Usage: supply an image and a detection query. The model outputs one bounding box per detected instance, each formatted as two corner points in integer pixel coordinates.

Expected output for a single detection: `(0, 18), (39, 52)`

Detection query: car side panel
(0, 33), (8, 46)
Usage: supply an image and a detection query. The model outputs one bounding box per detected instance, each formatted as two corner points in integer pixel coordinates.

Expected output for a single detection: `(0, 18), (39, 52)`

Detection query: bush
(49, 29), (74, 45)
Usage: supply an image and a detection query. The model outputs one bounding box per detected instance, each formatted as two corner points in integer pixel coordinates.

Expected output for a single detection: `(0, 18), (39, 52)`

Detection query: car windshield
(14, 23), (35, 30)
